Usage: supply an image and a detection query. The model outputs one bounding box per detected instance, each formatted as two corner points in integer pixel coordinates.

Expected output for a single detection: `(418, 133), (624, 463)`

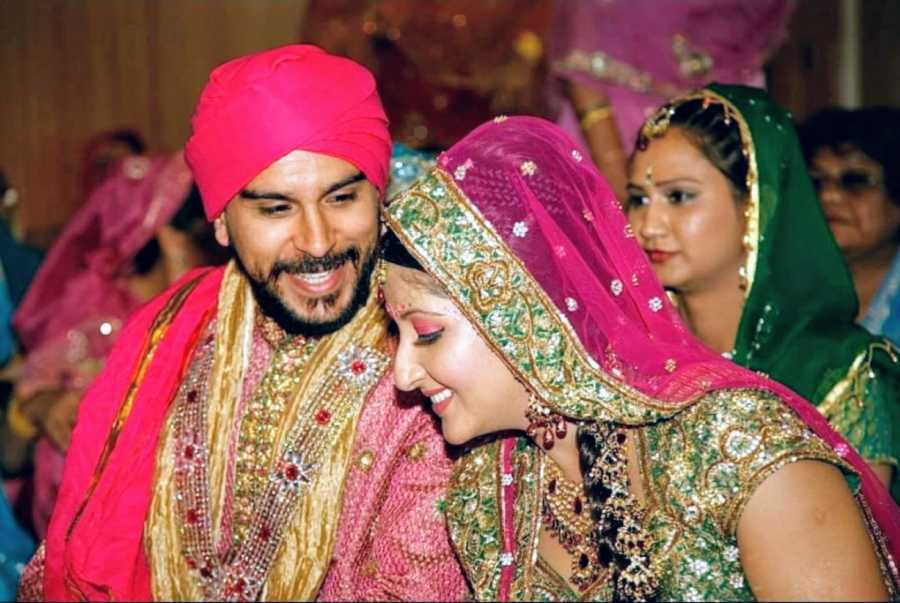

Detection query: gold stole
(146, 261), (389, 600)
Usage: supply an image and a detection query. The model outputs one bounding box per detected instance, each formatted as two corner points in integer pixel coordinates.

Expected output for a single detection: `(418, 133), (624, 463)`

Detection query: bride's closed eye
(412, 319), (444, 345)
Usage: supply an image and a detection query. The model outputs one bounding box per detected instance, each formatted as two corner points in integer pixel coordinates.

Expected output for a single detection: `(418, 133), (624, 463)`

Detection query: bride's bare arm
(737, 460), (888, 601)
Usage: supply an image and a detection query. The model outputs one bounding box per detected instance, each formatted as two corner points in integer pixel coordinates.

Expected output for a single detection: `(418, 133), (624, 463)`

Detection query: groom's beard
(234, 242), (378, 338)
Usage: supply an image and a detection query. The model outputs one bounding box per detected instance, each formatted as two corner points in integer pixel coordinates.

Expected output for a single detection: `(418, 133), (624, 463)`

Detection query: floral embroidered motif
(338, 345), (384, 391)
(512, 221), (529, 238)
(454, 159), (474, 181)
(610, 279), (624, 296)
(649, 297), (663, 312)
(271, 450), (315, 498)
(665, 358), (677, 373)
(582, 209), (594, 222)
(520, 161), (537, 176)
(565, 297), (578, 312)
(571, 149), (583, 162)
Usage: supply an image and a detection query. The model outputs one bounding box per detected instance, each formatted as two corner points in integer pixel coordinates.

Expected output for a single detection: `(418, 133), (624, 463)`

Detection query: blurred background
(1, 0), (898, 249)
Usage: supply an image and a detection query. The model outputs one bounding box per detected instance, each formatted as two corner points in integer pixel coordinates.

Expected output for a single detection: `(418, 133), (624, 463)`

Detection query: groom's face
(214, 150), (380, 337)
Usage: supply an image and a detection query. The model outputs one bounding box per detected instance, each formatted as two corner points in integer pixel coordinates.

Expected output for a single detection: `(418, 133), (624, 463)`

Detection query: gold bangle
(580, 105), (614, 130)
(7, 396), (38, 439)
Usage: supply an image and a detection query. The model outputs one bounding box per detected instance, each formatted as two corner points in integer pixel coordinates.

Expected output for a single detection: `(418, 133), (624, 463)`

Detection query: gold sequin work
(445, 388), (858, 601)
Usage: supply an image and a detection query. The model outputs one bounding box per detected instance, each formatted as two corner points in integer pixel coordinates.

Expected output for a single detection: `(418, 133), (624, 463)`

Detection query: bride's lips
(422, 386), (454, 416)
(646, 249), (677, 264)
(283, 263), (347, 296)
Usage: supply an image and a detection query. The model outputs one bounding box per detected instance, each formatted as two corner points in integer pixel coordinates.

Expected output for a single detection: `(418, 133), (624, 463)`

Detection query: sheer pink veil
(548, 0), (793, 148)
(428, 116), (900, 567)
(14, 153), (192, 354)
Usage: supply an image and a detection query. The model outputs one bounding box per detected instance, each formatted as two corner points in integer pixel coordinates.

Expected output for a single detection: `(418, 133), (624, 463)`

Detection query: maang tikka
(525, 393), (568, 450)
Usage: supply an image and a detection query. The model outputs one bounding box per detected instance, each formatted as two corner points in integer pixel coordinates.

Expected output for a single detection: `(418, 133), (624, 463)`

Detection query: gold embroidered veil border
(146, 261), (389, 600)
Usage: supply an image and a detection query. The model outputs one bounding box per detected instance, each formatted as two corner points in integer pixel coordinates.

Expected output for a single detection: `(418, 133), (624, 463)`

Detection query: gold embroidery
(386, 169), (706, 427)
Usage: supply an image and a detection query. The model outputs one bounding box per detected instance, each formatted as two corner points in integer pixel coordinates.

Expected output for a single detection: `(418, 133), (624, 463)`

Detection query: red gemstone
(284, 464), (300, 481)
(233, 578), (246, 593)
(314, 409), (332, 425)
(548, 479), (557, 495)
(200, 564), (213, 578)
(184, 444), (195, 460)
(350, 359), (367, 375)
(186, 508), (199, 524)
(260, 525), (272, 542)
(186, 557), (197, 569)
(574, 497), (583, 515)
(187, 389), (198, 403)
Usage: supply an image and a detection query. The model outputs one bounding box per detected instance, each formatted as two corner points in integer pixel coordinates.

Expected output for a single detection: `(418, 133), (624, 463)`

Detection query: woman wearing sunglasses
(626, 85), (900, 497)
(800, 107), (900, 348)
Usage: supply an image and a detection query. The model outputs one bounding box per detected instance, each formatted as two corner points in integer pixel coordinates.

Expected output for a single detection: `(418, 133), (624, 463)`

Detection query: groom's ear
(213, 214), (230, 248)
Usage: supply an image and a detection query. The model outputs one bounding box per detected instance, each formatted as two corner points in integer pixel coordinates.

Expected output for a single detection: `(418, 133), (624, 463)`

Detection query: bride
(379, 115), (899, 601)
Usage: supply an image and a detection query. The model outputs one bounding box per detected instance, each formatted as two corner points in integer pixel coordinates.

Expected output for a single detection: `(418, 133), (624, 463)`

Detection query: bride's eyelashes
(411, 318), (445, 345)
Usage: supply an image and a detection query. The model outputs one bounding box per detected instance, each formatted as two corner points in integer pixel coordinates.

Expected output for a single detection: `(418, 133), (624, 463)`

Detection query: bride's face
(383, 263), (531, 445)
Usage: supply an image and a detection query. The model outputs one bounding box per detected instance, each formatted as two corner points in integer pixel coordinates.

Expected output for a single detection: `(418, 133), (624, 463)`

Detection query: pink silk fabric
(34, 264), (465, 601)
(437, 116), (900, 562)
(549, 0), (793, 149)
(186, 44), (391, 219)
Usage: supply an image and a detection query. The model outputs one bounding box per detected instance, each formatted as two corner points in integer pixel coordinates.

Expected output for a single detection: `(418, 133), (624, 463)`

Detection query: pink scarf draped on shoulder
(42, 266), (223, 601)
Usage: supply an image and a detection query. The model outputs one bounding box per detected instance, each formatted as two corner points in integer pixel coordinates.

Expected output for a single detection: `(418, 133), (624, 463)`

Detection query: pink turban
(185, 44), (391, 220)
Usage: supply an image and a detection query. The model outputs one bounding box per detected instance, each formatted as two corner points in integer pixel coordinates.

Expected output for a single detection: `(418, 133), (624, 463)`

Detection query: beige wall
(0, 0), (308, 246)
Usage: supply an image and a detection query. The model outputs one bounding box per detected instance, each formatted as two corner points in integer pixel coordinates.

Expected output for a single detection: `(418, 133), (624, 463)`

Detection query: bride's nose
(393, 343), (427, 392)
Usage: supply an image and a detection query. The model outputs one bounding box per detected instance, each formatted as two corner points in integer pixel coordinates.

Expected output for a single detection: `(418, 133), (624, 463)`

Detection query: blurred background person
(626, 84), (899, 495)
(0, 203), (34, 602)
(4, 152), (223, 538)
(81, 128), (147, 198)
(801, 107), (900, 345)
(549, 0), (793, 200)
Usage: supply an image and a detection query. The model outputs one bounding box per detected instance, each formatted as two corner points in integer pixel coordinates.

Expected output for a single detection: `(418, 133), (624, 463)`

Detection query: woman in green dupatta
(626, 83), (900, 494)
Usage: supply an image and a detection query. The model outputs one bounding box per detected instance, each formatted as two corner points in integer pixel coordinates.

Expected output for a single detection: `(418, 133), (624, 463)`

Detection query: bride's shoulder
(645, 388), (849, 537)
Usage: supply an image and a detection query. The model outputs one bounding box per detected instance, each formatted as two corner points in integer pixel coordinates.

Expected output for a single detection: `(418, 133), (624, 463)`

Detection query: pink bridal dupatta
(385, 116), (900, 596)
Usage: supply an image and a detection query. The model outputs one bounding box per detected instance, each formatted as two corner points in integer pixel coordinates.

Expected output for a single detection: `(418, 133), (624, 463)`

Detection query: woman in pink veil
(8, 152), (214, 538)
(548, 0), (793, 200)
(381, 115), (899, 600)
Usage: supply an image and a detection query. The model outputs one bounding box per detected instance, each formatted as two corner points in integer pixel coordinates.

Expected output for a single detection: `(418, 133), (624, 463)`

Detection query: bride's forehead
(383, 267), (464, 320)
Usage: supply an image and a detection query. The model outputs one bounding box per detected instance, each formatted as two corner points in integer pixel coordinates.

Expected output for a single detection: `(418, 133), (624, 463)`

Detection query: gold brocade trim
(818, 342), (898, 419)
(64, 271), (206, 546)
(385, 168), (697, 425)
(148, 261), (390, 601)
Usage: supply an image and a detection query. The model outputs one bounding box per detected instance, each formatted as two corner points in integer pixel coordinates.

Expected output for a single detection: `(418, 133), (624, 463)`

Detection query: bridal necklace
(542, 459), (602, 591)
(541, 422), (659, 599)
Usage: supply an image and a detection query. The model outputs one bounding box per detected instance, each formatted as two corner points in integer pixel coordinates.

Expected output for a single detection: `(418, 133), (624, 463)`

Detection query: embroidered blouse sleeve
(687, 389), (855, 538)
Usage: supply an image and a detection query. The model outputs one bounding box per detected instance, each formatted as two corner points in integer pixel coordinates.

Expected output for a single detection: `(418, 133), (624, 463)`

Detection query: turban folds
(186, 44), (391, 220)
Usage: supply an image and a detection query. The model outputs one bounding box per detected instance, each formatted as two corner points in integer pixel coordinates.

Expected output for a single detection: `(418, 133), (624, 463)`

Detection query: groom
(19, 45), (465, 601)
